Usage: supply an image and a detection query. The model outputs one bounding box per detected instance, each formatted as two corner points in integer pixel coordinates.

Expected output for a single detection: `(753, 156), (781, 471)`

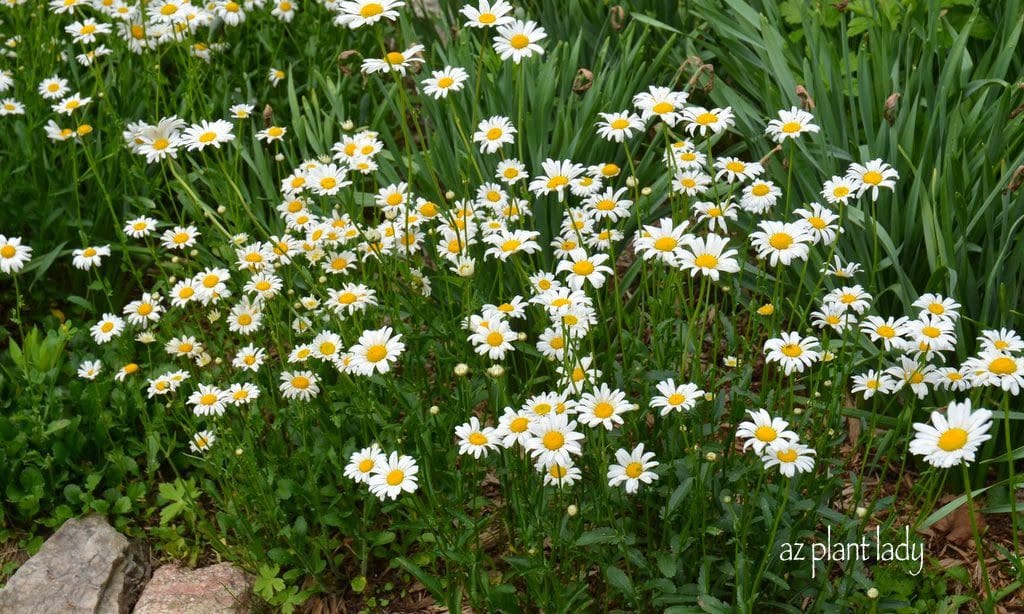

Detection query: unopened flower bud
(567, 504), (578, 517)
(429, 405), (440, 415)
(454, 363), (469, 376)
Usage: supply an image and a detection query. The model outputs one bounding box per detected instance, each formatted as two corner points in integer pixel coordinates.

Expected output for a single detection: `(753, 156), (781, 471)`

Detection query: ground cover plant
(1, 0), (1023, 611)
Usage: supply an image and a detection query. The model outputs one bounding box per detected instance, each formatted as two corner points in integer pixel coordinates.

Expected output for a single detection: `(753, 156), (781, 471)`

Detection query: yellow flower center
(806, 216), (826, 230)
(509, 33), (530, 49)
(593, 402), (614, 419)
(938, 428), (968, 452)
(267, 126), (283, 137)
(319, 177), (337, 190)
(82, 247), (97, 258)
(651, 101), (674, 115)
(768, 232), (793, 250)
(601, 163), (619, 176)
(360, 3), (383, 18)
(160, 3), (178, 16)
(625, 462), (643, 478)
(653, 237), (677, 252)
(501, 239), (521, 252)
(468, 432), (488, 446)
(995, 340), (1009, 350)
(155, 381), (169, 391)
(533, 403), (551, 415)
(989, 357), (1017, 375)
(200, 393), (217, 405)
(386, 51), (405, 64)
(862, 170), (884, 185)
(776, 449), (798, 463)
(437, 76), (454, 88)
(832, 186), (850, 198)
(366, 345), (387, 362)
(510, 417), (529, 433)
(237, 314), (253, 326)
(546, 175), (569, 189)
(255, 281), (271, 292)
(681, 178), (696, 188)
(595, 199), (615, 211)
(137, 303), (153, 316)
(751, 184), (770, 197)
(151, 138), (170, 151)
(291, 376), (310, 389)
(202, 274), (219, 288)
(757, 304), (774, 316)
(358, 459), (374, 472)
(572, 261), (595, 276)
(386, 469), (404, 486)
(225, 1), (239, 11)
(694, 254), (719, 269)
(80, 23), (96, 34)
(485, 127), (504, 141)
(549, 336), (564, 350)
(123, 363), (139, 374)
(101, 322), (114, 333)
(543, 431), (565, 450)
(780, 121), (802, 133)
(486, 331), (505, 347)
(478, 12), (496, 23)
(178, 287), (195, 299)
(725, 161), (745, 173)
(909, 371), (925, 384)
(610, 118), (630, 130)
(179, 343), (193, 353)
(781, 343), (803, 358)
(755, 425), (777, 441)
(244, 355), (256, 365)
(922, 326), (941, 339)
(695, 112), (718, 125)
(549, 465), (567, 478)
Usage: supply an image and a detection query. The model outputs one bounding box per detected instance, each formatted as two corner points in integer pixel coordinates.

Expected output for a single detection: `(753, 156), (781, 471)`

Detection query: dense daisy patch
(2, 0), (1022, 610)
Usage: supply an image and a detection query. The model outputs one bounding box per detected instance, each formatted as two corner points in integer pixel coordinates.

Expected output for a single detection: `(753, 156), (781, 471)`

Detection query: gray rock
(131, 563), (253, 614)
(0, 515), (147, 613)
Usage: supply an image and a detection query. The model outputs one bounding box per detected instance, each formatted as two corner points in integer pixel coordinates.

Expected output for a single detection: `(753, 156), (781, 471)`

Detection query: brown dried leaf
(573, 68), (594, 94)
(884, 92), (901, 126)
(846, 416), (861, 447)
(796, 85), (815, 110)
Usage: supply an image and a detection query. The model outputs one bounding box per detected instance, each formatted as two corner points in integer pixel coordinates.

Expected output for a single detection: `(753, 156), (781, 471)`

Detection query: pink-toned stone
(132, 563), (253, 614)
